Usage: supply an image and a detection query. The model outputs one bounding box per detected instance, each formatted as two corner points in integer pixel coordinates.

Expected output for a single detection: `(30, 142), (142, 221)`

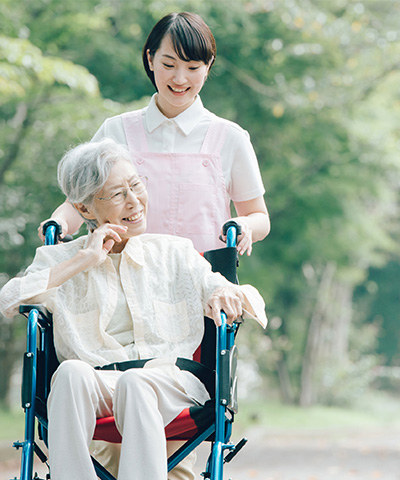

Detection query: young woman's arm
(38, 200), (84, 242)
(226, 196), (270, 256)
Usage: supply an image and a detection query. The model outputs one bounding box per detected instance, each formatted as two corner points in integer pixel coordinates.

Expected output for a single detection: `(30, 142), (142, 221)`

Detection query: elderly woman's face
(88, 159), (148, 242)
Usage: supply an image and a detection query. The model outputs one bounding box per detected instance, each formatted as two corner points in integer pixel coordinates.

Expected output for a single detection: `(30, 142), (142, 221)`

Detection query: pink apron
(121, 110), (231, 252)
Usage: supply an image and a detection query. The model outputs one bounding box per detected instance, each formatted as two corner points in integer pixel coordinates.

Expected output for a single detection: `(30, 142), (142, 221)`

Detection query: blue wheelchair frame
(13, 224), (246, 480)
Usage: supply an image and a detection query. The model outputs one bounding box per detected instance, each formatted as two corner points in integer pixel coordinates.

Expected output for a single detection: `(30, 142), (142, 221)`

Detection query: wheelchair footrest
(224, 437), (247, 463)
(32, 474), (49, 480)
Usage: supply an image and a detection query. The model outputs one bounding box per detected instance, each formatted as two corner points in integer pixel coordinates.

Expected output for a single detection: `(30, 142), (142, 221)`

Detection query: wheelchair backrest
(194, 246), (239, 371)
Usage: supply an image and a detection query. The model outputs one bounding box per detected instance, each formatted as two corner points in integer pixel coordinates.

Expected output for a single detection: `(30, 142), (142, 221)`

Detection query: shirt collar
(121, 236), (145, 266)
(84, 233), (145, 267)
(145, 94), (205, 136)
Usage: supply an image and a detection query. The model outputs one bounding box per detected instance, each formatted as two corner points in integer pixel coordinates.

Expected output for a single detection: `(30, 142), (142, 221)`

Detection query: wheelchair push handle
(222, 220), (242, 248)
(42, 220), (73, 245)
(42, 220), (60, 246)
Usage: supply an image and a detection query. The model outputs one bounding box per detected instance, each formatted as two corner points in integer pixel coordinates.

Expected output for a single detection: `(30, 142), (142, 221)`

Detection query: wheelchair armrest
(216, 314), (239, 416)
(19, 304), (49, 315)
(20, 304), (57, 407)
(19, 304), (53, 326)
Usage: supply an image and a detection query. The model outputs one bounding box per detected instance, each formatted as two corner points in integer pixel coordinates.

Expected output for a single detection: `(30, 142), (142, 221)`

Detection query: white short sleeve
(91, 106), (266, 204)
(220, 123), (265, 203)
(91, 116), (128, 146)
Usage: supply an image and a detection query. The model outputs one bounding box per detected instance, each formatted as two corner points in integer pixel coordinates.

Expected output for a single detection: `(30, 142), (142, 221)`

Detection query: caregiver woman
(39, 12), (270, 256)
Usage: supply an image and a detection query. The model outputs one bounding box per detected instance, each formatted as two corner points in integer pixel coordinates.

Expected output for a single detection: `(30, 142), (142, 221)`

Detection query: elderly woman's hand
(45, 224), (128, 291)
(205, 286), (245, 327)
(84, 224), (127, 267)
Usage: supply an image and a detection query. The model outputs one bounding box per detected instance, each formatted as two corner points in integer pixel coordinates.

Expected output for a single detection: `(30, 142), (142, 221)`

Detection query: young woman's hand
(38, 218), (68, 243)
(219, 219), (253, 256)
(205, 286), (245, 327)
(38, 201), (85, 242)
(226, 197), (270, 256)
(84, 224), (127, 267)
(235, 220), (253, 256)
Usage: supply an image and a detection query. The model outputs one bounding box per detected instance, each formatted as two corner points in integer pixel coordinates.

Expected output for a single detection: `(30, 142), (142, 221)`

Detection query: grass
(0, 408), (24, 442)
(235, 390), (400, 432)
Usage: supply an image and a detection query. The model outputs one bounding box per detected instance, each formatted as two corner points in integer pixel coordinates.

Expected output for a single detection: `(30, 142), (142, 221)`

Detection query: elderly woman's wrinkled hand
(84, 224), (127, 267)
(205, 286), (245, 327)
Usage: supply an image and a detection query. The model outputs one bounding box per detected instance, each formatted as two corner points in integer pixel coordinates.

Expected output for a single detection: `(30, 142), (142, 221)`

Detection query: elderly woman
(0, 139), (266, 480)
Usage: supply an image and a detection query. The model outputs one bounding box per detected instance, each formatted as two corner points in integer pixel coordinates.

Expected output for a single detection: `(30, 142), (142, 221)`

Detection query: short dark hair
(143, 12), (216, 89)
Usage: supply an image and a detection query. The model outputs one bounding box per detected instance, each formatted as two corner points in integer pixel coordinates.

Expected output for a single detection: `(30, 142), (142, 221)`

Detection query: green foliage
(0, 35), (99, 103)
(1, 0), (400, 407)
(354, 261), (400, 366)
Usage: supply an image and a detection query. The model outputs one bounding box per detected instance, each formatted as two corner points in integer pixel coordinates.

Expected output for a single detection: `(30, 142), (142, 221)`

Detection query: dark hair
(142, 12), (216, 88)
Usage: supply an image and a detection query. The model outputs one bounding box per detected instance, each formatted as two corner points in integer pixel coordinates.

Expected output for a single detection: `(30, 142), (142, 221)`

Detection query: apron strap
(200, 118), (229, 155)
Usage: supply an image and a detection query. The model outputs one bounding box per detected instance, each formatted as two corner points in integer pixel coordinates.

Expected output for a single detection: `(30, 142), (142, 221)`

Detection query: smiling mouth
(123, 211), (143, 222)
(168, 86), (190, 93)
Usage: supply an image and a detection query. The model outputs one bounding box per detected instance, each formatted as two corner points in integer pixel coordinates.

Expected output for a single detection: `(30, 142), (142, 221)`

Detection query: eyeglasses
(97, 176), (148, 205)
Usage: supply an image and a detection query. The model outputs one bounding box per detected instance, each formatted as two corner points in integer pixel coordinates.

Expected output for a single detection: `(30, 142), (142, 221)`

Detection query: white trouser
(47, 359), (198, 480)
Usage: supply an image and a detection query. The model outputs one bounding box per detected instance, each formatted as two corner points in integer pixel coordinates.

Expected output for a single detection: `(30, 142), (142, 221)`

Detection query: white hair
(57, 138), (133, 230)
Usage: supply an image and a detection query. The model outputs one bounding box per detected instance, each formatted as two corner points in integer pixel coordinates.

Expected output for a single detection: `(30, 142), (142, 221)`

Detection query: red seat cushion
(93, 400), (215, 443)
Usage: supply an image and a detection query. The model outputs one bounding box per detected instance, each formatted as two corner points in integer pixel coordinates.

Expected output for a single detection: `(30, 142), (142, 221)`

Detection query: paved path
(194, 426), (400, 480)
(2, 426), (400, 479)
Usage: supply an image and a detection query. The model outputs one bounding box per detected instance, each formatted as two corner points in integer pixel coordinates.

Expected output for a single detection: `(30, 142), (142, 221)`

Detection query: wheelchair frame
(13, 224), (246, 480)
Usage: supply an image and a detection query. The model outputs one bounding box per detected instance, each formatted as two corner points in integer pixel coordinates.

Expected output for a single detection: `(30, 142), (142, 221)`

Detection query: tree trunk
(299, 262), (355, 406)
(300, 262), (336, 407)
(276, 354), (295, 404)
(328, 283), (352, 359)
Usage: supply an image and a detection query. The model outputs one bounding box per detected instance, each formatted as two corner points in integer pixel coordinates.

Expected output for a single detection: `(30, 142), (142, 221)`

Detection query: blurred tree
(200, 0), (400, 404)
(0, 1), (102, 406)
(249, 0), (400, 404)
(1, 0), (400, 408)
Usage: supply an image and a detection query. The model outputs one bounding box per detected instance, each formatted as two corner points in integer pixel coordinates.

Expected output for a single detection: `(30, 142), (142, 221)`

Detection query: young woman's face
(147, 35), (211, 118)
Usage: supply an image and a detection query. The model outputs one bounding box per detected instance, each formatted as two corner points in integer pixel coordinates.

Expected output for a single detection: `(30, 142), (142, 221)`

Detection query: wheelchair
(12, 221), (247, 480)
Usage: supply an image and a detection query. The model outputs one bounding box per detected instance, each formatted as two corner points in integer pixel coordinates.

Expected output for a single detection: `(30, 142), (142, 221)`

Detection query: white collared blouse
(92, 95), (265, 203)
(0, 234), (231, 367)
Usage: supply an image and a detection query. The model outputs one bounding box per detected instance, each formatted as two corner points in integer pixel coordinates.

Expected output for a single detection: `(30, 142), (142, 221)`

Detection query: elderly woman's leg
(113, 368), (198, 480)
(47, 360), (114, 480)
